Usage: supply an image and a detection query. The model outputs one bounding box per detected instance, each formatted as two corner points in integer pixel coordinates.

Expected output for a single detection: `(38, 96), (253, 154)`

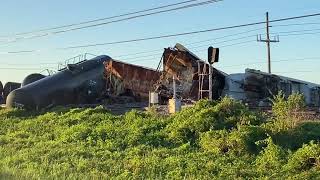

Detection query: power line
(0, 0), (222, 44)
(273, 28), (320, 34)
(0, 63), (57, 66)
(184, 27), (264, 45)
(191, 35), (256, 49)
(0, 0), (208, 38)
(121, 27), (320, 61)
(281, 31), (320, 37)
(53, 12), (320, 50)
(11, 19), (320, 43)
(122, 40), (256, 63)
(0, 0), (204, 38)
(2, 12), (320, 54)
(120, 34), (259, 61)
(273, 70), (317, 74)
(1, 29), (263, 68)
(271, 21), (320, 27)
(0, 67), (48, 70)
(114, 27), (264, 59)
(217, 57), (320, 68)
(3, 28), (320, 68)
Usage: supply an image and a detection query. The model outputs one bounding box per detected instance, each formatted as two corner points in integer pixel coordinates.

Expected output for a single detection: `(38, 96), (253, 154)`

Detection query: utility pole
(257, 12), (279, 74)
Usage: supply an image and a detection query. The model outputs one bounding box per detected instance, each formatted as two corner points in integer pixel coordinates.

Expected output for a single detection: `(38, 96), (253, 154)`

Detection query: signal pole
(209, 64), (212, 100)
(257, 12), (279, 74)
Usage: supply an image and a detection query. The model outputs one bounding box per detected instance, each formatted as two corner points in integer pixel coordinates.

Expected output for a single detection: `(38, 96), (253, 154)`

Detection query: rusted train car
(104, 60), (161, 100)
(153, 44), (320, 107)
(154, 43), (226, 101)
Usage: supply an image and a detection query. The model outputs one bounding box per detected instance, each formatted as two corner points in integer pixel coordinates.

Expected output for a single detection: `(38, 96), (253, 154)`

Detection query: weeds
(0, 95), (319, 179)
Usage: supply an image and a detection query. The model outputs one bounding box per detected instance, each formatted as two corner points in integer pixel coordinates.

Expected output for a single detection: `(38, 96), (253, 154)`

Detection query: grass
(0, 97), (319, 179)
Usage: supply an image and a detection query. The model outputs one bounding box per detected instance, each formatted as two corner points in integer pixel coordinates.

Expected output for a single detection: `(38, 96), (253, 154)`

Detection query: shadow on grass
(0, 106), (75, 119)
(272, 121), (320, 150)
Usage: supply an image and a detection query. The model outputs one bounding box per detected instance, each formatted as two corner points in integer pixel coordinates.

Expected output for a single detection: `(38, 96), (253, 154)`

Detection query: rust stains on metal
(103, 44), (227, 103)
(104, 60), (161, 100)
(155, 43), (226, 100)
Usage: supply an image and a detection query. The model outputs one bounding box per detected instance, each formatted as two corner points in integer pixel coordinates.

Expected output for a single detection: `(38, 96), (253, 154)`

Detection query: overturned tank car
(3, 82), (21, 104)
(21, 73), (46, 87)
(6, 55), (111, 110)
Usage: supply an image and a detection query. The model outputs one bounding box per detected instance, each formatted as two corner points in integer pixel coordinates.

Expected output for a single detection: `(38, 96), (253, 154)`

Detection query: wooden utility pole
(257, 12), (279, 74)
(266, 12), (271, 74)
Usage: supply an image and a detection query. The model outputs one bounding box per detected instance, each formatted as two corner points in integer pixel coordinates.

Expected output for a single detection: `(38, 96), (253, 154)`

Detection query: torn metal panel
(104, 60), (161, 100)
(155, 44), (226, 100)
(244, 68), (320, 107)
(311, 87), (320, 107)
(224, 73), (246, 101)
(244, 69), (281, 101)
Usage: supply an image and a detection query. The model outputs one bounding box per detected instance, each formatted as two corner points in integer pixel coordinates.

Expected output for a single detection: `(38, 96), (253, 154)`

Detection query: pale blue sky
(0, 0), (320, 84)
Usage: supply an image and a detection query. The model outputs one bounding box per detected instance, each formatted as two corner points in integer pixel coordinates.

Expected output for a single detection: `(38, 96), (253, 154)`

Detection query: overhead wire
(0, 67), (51, 70)
(2, 12), (320, 74)
(271, 21), (320, 27)
(0, 0), (222, 44)
(1, 12), (320, 54)
(121, 27), (320, 62)
(0, 0), (202, 38)
(113, 27), (264, 59)
(217, 57), (320, 69)
(43, 12), (320, 50)
(3, 27), (320, 68)
(83, 24), (320, 59)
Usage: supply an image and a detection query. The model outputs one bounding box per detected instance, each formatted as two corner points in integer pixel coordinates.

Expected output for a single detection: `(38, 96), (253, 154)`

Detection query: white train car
(223, 69), (320, 107)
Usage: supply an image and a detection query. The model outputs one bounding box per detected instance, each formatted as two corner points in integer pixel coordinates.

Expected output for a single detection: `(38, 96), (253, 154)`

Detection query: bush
(285, 141), (320, 172)
(166, 98), (263, 145)
(200, 126), (267, 155)
(270, 92), (306, 132)
(254, 137), (287, 176)
(271, 122), (320, 150)
(0, 97), (319, 179)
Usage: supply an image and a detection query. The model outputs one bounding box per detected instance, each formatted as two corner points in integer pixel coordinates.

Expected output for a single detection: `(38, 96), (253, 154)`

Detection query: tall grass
(0, 96), (319, 179)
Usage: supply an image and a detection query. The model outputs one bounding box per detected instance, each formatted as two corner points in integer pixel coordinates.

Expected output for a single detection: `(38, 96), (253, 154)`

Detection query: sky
(0, 0), (320, 84)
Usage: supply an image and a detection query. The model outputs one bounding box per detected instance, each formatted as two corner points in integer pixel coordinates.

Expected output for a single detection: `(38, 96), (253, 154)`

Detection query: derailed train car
(3, 82), (21, 104)
(21, 73), (46, 87)
(4, 45), (320, 110)
(154, 43), (226, 101)
(220, 69), (320, 107)
(153, 44), (320, 107)
(104, 60), (161, 100)
(6, 55), (111, 110)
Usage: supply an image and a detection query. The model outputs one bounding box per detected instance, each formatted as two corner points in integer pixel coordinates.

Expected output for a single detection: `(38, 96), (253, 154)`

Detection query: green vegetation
(0, 94), (319, 179)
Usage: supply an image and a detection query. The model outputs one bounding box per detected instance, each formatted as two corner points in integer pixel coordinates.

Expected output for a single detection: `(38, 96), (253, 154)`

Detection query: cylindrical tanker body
(6, 55), (111, 110)
(21, 73), (46, 87)
(3, 82), (21, 104)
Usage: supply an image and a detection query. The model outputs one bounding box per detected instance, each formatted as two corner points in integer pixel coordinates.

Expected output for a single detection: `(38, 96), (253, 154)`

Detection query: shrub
(270, 92), (306, 131)
(271, 122), (320, 150)
(285, 141), (320, 172)
(166, 98), (263, 145)
(254, 137), (287, 175)
(200, 126), (267, 155)
(0, 97), (320, 179)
